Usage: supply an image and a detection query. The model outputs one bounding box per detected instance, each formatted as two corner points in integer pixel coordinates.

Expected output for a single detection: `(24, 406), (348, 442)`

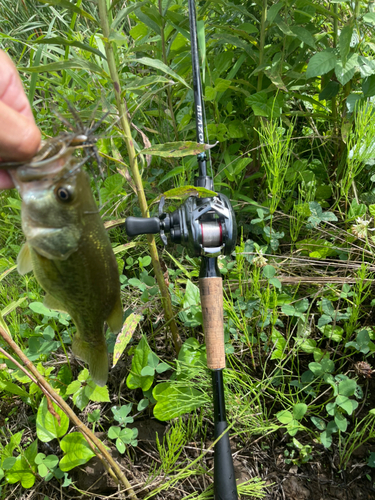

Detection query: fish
(8, 140), (123, 386)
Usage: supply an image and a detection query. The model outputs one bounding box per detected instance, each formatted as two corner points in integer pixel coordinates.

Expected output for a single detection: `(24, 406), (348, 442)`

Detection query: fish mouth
(10, 140), (75, 183)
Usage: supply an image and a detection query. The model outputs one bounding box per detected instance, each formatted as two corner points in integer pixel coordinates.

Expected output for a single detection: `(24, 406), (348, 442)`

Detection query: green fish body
(11, 145), (122, 386)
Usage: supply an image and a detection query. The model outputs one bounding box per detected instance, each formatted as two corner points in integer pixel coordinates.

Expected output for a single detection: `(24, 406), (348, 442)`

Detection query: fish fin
(17, 243), (33, 275)
(106, 296), (123, 334)
(43, 294), (67, 313)
(72, 335), (109, 387)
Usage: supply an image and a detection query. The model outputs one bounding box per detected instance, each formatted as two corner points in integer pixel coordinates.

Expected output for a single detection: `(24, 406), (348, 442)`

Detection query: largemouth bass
(8, 141), (123, 386)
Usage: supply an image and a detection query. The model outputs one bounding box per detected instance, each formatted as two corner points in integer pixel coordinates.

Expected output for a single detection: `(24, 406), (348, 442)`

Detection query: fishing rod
(125, 0), (238, 497)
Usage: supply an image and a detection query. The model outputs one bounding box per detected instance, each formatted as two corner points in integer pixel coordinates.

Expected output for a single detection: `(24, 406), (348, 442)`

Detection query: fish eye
(56, 186), (73, 202)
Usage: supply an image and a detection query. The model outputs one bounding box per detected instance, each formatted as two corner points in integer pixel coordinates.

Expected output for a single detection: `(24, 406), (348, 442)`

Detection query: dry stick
(0, 325), (138, 500)
(97, 0), (181, 354)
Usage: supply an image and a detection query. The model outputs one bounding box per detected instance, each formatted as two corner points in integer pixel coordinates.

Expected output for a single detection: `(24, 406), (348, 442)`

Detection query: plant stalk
(97, 0), (181, 353)
(158, 0), (179, 140)
(252, 0), (268, 174)
(0, 324), (138, 500)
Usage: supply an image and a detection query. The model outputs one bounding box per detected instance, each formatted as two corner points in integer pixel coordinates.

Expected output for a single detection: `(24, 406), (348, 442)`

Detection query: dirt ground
(63, 418), (375, 500)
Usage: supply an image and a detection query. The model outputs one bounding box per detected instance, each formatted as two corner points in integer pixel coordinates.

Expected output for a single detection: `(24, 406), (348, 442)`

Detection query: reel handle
(125, 217), (160, 236)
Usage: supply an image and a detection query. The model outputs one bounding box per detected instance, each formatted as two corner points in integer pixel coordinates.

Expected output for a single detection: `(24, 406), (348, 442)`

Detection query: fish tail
(72, 335), (109, 387)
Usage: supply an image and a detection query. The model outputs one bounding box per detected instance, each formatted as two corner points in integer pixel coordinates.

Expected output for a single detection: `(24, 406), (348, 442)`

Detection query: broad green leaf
(215, 78), (231, 92)
(271, 329), (286, 360)
(295, 299), (309, 313)
(205, 86), (217, 101)
(319, 81), (340, 101)
(293, 403), (307, 420)
(281, 304), (295, 316)
(153, 382), (207, 420)
(59, 433), (95, 472)
(320, 430), (332, 448)
(126, 336), (154, 391)
(336, 395), (358, 415)
(21, 59), (106, 76)
(269, 277), (282, 289)
(338, 378), (356, 397)
(291, 26), (316, 48)
(335, 53), (358, 86)
(178, 337), (206, 367)
(287, 419), (301, 437)
(6, 440), (37, 488)
(113, 313), (143, 367)
(363, 75), (375, 97)
(65, 380), (81, 396)
(363, 12), (375, 25)
(334, 412), (348, 432)
(309, 358), (334, 377)
(321, 325), (343, 342)
(318, 314), (332, 327)
(1, 431), (23, 462)
(346, 93), (362, 112)
(140, 141), (217, 158)
(129, 22), (148, 40)
(275, 19), (295, 36)
(263, 265), (276, 279)
(310, 416), (326, 430)
(156, 186), (217, 203)
(2, 458), (16, 470)
(108, 426), (122, 439)
(141, 366), (155, 377)
(238, 23), (258, 34)
(339, 23), (353, 66)
(29, 301), (58, 317)
(66, 370), (109, 410)
(129, 57), (189, 88)
(303, 0), (340, 20)
(276, 410), (293, 424)
(297, 338), (318, 354)
(267, 2), (284, 23)
(368, 452), (375, 468)
(183, 280), (200, 308)
(347, 199), (367, 220)
(34, 37), (105, 59)
(320, 358), (335, 373)
(306, 50), (336, 79)
(138, 398), (149, 411)
(123, 75), (171, 90)
(0, 379), (29, 398)
(294, 4), (315, 24)
(36, 396), (69, 443)
(86, 383), (110, 403)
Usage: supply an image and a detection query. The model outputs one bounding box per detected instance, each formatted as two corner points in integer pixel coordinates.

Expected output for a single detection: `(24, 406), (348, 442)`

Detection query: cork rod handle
(199, 277), (226, 370)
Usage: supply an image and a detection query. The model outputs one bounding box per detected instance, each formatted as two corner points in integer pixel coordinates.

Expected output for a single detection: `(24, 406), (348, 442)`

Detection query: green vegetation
(1, 0), (375, 498)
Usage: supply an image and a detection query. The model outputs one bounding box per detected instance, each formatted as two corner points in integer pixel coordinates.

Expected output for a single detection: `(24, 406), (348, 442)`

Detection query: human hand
(0, 50), (41, 188)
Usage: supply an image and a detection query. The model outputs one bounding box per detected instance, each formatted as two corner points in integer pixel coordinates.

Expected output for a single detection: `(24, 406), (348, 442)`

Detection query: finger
(0, 50), (35, 122)
(0, 100), (41, 161)
(0, 170), (14, 189)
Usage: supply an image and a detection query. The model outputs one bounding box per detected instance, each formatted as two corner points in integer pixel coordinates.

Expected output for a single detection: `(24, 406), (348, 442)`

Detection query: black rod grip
(214, 421), (238, 500)
(212, 370), (238, 500)
(125, 217), (160, 236)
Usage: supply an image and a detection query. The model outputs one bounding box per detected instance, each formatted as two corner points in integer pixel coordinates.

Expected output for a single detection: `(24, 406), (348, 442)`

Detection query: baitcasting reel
(125, 189), (237, 258)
